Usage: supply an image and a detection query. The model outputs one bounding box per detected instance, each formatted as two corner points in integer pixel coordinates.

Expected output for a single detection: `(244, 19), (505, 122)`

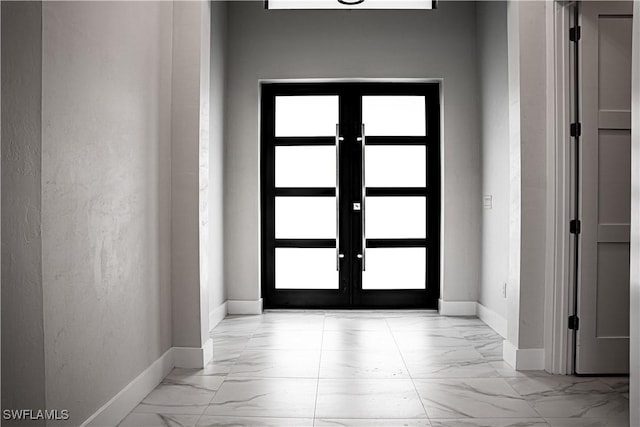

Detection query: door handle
(336, 124), (344, 270)
(358, 124), (366, 271)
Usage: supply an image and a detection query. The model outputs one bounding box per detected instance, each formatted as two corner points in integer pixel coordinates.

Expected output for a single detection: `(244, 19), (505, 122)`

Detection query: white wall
(209, 1), (228, 322)
(477, 1), (509, 323)
(629, 0), (639, 424)
(40, 2), (173, 424)
(171, 0), (206, 348)
(1, 2), (46, 420)
(225, 0), (481, 304)
(504, 0), (548, 358)
(171, 0), (214, 350)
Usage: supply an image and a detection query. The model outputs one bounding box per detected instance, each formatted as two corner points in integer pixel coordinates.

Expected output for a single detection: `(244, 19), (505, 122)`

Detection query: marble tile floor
(120, 311), (629, 427)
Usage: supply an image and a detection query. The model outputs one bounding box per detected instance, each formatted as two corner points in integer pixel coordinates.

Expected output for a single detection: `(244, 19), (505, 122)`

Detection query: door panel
(362, 95), (426, 136)
(261, 83), (440, 308)
(275, 95), (339, 137)
(365, 145), (427, 187)
(275, 197), (336, 239)
(595, 243), (631, 337)
(361, 248), (426, 290)
(577, 1), (633, 374)
(275, 248), (339, 290)
(365, 197), (427, 239)
(275, 146), (336, 187)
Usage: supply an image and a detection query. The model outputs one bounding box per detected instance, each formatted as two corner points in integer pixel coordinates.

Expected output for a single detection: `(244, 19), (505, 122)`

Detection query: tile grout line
(312, 313), (327, 427)
(385, 316), (432, 424)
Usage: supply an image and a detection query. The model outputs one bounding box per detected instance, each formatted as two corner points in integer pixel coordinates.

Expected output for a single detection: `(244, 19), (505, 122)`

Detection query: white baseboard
(227, 298), (263, 315)
(476, 303), (507, 338)
(173, 338), (213, 368)
(82, 339), (216, 427)
(209, 302), (228, 331)
(82, 348), (174, 427)
(438, 299), (477, 316)
(503, 340), (545, 370)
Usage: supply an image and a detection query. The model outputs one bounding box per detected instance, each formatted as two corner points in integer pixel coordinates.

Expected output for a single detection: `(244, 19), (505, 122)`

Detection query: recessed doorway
(260, 83), (440, 308)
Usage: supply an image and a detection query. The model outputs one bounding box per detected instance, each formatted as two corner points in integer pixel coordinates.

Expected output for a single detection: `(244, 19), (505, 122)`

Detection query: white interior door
(578, 1), (633, 374)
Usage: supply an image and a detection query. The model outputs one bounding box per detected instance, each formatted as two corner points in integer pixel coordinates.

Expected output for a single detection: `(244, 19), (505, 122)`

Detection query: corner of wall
(209, 301), (228, 331)
(476, 302), (507, 338)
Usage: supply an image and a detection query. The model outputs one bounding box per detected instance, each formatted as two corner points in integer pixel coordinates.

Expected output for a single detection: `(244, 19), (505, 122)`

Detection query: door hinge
(568, 315), (580, 330)
(570, 219), (581, 234)
(569, 26), (581, 42)
(570, 123), (582, 137)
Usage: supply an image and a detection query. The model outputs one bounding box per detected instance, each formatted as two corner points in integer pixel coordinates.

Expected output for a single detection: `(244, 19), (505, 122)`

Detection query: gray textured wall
(1, 3), (46, 424)
(40, 2), (173, 424)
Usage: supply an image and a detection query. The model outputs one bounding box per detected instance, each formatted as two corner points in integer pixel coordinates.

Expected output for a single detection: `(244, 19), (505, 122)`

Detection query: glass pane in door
(276, 197), (336, 238)
(276, 248), (338, 289)
(276, 146), (336, 187)
(275, 95), (339, 137)
(362, 96), (426, 136)
(362, 248), (426, 289)
(365, 145), (426, 187)
(365, 197), (426, 238)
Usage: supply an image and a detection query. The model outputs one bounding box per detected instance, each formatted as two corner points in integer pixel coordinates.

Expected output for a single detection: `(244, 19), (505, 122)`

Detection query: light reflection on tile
(322, 329), (398, 351)
(320, 350), (409, 378)
(230, 349), (320, 378)
(394, 330), (472, 351)
(246, 330), (323, 350)
(324, 316), (390, 331)
(316, 378), (427, 419)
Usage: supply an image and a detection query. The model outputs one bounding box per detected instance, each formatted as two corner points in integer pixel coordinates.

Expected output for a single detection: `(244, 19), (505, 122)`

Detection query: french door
(261, 83), (440, 308)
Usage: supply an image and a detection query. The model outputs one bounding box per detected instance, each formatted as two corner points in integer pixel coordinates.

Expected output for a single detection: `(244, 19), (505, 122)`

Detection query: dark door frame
(260, 82), (441, 309)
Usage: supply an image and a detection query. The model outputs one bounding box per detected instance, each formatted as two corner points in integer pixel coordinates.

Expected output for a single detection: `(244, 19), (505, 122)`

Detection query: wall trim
(476, 303), (507, 338)
(438, 299), (476, 316)
(173, 338), (213, 369)
(503, 340), (545, 370)
(82, 338), (215, 427)
(209, 301), (228, 331)
(227, 298), (263, 315)
(544, 0), (573, 376)
(82, 348), (174, 427)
